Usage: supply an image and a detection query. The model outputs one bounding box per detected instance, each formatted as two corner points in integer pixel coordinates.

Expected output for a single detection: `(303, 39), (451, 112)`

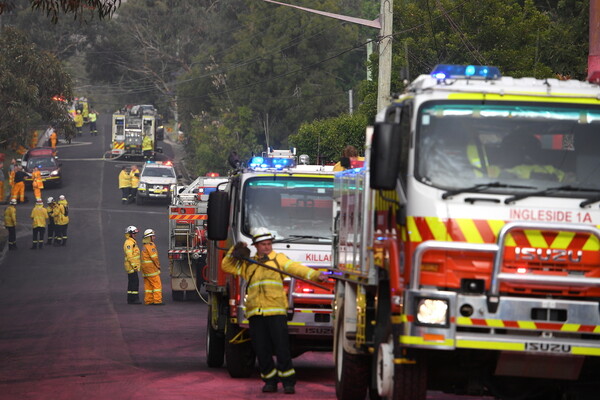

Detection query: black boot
(61, 239), (67, 246)
(30, 243), (37, 250)
(54, 239), (62, 246)
(38, 243), (43, 249)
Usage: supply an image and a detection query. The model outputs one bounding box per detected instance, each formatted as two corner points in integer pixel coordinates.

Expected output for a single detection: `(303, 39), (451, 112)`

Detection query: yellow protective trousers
(143, 274), (162, 304)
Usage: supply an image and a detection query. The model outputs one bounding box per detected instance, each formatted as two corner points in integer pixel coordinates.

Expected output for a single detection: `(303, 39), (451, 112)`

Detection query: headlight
(416, 298), (448, 325)
(138, 182), (146, 189)
(50, 170), (59, 176)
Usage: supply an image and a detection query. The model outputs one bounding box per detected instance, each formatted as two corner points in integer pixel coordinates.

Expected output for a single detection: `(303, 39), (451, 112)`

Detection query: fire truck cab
(205, 149), (336, 378)
(333, 65), (600, 399)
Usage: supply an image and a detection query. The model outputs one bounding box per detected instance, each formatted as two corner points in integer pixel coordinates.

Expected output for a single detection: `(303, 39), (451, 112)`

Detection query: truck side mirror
(370, 122), (402, 190)
(207, 190), (230, 240)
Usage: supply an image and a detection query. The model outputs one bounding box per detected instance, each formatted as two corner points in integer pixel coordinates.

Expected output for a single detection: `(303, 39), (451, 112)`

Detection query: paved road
(0, 116), (491, 400)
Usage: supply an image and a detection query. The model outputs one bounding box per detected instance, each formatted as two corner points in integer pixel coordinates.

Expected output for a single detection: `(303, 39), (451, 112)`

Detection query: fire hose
(236, 255), (331, 291)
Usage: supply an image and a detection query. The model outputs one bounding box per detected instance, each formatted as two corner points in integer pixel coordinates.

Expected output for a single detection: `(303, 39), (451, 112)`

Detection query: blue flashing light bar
(431, 64), (501, 80)
(248, 156), (295, 170)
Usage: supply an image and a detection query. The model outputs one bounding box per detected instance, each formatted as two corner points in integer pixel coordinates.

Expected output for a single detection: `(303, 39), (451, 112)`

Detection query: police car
(136, 161), (178, 204)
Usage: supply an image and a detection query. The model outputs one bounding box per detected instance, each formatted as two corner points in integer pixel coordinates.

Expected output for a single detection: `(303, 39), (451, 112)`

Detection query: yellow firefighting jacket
(57, 199), (69, 224)
(141, 237), (161, 277)
(142, 136), (153, 152)
(30, 204), (48, 228)
(124, 234), (140, 273)
(221, 247), (320, 318)
(4, 205), (16, 227)
(53, 203), (68, 226)
(118, 169), (132, 189)
(46, 204), (55, 224)
(74, 113), (84, 128)
(130, 167), (140, 189)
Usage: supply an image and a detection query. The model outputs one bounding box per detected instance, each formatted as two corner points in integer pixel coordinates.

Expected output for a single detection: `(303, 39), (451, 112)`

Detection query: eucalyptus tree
(0, 27), (74, 147)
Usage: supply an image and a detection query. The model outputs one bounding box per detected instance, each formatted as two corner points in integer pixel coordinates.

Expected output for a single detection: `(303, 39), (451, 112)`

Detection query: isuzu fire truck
(333, 65), (600, 400)
(168, 175), (228, 301)
(205, 149), (336, 378)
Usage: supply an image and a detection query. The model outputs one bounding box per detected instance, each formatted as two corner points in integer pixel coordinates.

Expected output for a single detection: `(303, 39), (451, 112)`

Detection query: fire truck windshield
(416, 101), (600, 196)
(242, 176), (334, 242)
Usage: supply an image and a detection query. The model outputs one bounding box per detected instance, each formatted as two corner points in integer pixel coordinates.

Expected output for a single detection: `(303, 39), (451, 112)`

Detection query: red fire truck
(168, 175), (228, 300)
(332, 65), (600, 399)
(205, 149), (336, 377)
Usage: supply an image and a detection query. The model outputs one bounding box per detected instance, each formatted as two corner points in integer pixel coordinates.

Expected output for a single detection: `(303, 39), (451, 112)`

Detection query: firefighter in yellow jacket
(56, 194), (69, 245)
(4, 199), (17, 250)
(124, 225), (141, 304)
(142, 134), (154, 160)
(53, 197), (68, 246)
(221, 227), (327, 394)
(129, 165), (140, 203)
(30, 198), (48, 249)
(141, 229), (163, 305)
(74, 110), (84, 136)
(118, 166), (132, 204)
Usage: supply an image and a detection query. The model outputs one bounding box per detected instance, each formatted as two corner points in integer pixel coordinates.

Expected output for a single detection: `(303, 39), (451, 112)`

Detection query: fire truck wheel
(334, 303), (369, 400)
(224, 318), (255, 378)
(206, 305), (225, 368)
(391, 353), (427, 400)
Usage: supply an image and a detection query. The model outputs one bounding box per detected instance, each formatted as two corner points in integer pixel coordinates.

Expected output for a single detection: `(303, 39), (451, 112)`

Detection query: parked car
(136, 160), (179, 204)
(20, 147), (62, 187)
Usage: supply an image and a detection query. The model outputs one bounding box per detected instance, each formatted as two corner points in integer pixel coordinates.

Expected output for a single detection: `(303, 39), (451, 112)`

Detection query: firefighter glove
(231, 242), (250, 260)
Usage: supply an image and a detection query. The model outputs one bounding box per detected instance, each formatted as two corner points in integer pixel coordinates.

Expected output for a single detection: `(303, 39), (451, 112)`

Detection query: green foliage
(83, 0), (211, 113)
(175, 0), (366, 173)
(186, 106), (260, 177)
(291, 0), (590, 161)
(289, 112), (367, 164)
(0, 27), (73, 147)
(12, 0), (585, 174)
(352, 0), (589, 121)
(7, 0), (104, 59)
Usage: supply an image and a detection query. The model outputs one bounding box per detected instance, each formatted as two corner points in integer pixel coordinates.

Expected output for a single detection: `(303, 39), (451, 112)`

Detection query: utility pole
(377, 0), (393, 111)
(262, 0), (393, 112)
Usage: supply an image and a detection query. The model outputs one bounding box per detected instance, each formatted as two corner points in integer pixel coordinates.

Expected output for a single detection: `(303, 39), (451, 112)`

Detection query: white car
(136, 161), (178, 204)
